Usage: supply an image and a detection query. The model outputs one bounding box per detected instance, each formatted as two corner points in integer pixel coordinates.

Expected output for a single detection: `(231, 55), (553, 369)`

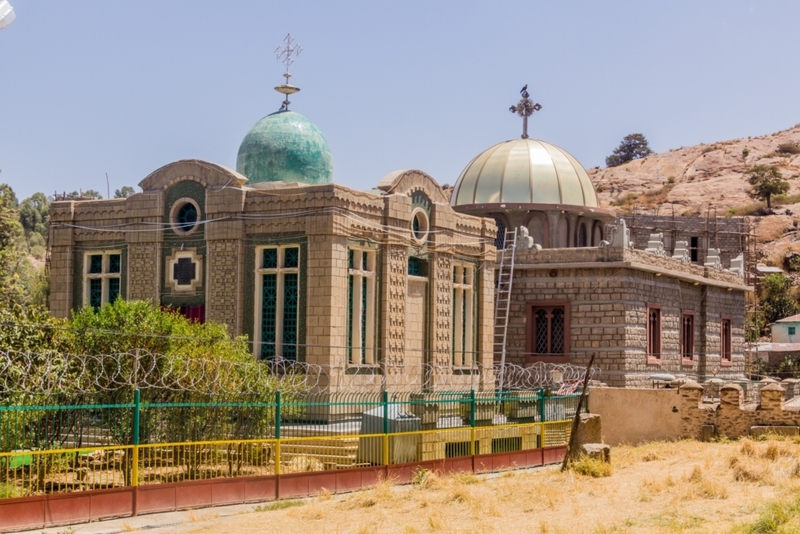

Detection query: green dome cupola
(236, 110), (333, 185)
(237, 34), (332, 185)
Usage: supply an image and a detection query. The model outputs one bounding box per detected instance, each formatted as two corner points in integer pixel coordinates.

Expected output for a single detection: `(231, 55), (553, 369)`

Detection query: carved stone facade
(49, 161), (496, 393)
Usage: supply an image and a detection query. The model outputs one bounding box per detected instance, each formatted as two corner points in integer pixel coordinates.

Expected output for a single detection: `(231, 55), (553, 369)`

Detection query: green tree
(605, 133), (653, 167)
(0, 184), (29, 307)
(18, 192), (50, 258)
(18, 193), (49, 237)
(114, 186), (136, 198)
(746, 164), (789, 209)
(759, 273), (798, 327)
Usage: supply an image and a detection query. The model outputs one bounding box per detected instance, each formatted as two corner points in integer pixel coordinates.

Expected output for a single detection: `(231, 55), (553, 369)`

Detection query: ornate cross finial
(274, 34), (302, 111)
(509, 85), (542, 139)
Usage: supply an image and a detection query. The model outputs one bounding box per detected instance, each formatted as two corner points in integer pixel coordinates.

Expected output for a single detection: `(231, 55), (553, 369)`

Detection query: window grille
(452, 263), (475, 367)
(347, 248), (376, 364)
(84, 251), (122, 309)
(256, 246), (301, 360)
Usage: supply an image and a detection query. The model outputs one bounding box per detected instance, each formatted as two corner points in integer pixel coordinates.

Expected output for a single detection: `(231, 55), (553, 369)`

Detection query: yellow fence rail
(0, 420), (572, 499)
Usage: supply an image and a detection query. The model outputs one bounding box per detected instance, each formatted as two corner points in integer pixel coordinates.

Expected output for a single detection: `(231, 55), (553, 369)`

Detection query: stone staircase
(280, 437), (361, 469)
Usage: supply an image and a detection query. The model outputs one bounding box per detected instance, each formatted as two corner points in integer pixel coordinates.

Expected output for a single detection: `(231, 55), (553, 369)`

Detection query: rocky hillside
(589, 124), (800, 265)
(589, 124), (800, 216)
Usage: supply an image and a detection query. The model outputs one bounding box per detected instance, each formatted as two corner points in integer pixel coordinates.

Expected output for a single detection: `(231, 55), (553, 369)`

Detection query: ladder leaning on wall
(495, 227), (518, 392)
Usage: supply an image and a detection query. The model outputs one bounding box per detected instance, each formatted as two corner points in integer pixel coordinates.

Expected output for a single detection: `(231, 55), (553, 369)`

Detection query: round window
(411, 209), (429, 244)
(170, 198), (201, 235)
(177, 203), (198, 231)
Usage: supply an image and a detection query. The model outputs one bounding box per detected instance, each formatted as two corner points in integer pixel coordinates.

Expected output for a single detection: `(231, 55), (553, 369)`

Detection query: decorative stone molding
(165, 248), (203, 293)
(729, 253), (745, 276)
(672, 240), (690, 263)
(704, 248), (722, 269)
(644, 233), (665, 256)
(602, 218), (631, 249)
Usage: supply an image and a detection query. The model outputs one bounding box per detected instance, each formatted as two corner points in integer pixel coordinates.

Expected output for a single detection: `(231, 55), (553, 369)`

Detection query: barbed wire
(0, 351), (593, 395)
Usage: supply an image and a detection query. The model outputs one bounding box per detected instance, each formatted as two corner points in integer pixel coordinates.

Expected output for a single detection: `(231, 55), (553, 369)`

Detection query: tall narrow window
(526, 302), (570, 361)
(721, 318), (732, 363)
(347, 248), (376, 364)
(647, 305), (662, 362)
(84, 251), (122, 309)
(256, 246), (301, 360)
(690, 236), (699, 263)
(452, 263), (475, 367)
(681, 312), (695, 362)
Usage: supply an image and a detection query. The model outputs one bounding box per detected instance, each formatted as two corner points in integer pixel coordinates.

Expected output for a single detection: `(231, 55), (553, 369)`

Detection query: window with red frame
(647, 306), (661, 360)
(681, 312), (695, 361)
(721, 318), (732, 362)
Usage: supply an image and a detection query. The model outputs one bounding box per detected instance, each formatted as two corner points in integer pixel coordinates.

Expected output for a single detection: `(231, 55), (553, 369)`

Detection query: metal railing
(0, 390), (583, 499)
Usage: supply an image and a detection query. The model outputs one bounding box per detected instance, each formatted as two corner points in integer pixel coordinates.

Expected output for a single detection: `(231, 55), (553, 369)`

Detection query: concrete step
(280, 438), (359, 448)
(280, 444), (358, 457)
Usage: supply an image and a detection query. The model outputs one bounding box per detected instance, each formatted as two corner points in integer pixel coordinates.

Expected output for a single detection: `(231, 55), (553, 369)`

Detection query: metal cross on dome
(275, 33), (302, 80)
(509, 85), (542, 140)
(274, 34), (303, 111)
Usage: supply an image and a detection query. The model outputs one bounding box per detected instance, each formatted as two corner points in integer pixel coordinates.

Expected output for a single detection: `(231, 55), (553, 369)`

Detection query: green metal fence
(0, 389), (584, 498)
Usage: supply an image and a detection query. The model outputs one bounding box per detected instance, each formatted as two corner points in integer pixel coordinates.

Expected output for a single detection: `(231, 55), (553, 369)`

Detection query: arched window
(558, 216), (570, 248)
(527, 214), (547, 248)
(592, 222), (603, 246)
(577, 223), (588, 247)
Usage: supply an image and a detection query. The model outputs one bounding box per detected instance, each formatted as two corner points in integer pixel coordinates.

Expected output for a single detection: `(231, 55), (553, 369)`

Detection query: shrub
(571, 455), (612, 477)
(777, 143), (800, 155)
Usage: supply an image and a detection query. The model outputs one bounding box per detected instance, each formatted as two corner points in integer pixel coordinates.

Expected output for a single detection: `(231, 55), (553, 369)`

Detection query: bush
(777, 143), (800, 155)
(571, 455), (612, 477)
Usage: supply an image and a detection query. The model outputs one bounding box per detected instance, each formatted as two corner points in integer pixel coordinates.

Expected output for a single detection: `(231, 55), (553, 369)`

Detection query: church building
(48, 57), (751, 389)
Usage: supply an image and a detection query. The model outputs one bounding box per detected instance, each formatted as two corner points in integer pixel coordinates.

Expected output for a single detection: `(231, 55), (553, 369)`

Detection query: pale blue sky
(2, 1), (800, 200)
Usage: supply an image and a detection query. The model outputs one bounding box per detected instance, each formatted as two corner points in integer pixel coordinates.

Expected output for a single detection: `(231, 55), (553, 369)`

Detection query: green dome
(236, 110), (333, 185)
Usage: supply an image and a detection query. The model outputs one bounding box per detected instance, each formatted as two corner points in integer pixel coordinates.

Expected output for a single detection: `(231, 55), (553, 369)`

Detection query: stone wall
(589, 387), (682, 445)
(505, 246), (748, 386)
(680, 381), (800, 439)
(622, 214), (747, 268)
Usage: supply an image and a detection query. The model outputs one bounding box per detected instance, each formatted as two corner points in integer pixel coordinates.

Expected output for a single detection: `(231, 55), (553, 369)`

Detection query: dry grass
(178, 438), (800, 534)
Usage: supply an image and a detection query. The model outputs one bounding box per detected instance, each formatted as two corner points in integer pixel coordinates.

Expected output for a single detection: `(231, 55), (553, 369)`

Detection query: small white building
(771, 314), (800, 343)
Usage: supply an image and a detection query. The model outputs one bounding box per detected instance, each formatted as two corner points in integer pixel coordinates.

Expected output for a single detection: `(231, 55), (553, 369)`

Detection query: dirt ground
(158, 439), (800, 534)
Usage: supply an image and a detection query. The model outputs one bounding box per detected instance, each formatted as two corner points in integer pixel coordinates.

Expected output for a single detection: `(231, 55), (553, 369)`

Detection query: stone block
(580, 443), (611, 463)
(574, 413), (602, 445)
(700, 424), (716, 442)
(750, 426), (799, 438)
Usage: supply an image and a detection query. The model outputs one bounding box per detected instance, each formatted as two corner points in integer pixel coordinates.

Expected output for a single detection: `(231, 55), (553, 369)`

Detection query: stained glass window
(261, 274), (277, 359)
(347, 248), (376, 364)
(284, 247), (299, 268)
(283, 273), (298, 359)
(108, 278), (120, 303)
(452, 264), (475, 367)
(347, 274), (354, 362)
(85, 251), (122, 309)
(89, 255), (103, 274)
(176, 202), (198, 232)
(263, 248), (278, 269)
(108, 254), (121, 274)
(89, 279), (102, 309)
(408, 257), (424, 276)
(257, 246), (301, 361)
